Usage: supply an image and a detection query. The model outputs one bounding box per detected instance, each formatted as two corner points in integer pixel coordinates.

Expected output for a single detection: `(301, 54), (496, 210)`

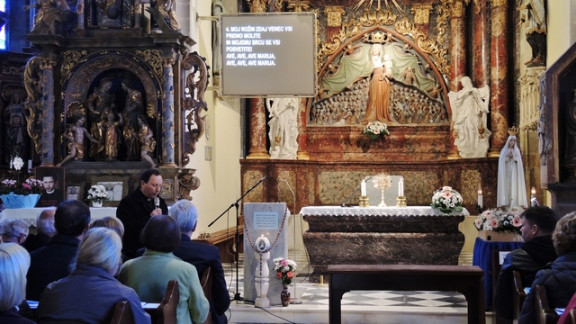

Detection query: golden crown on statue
(508, 126), (519, 136)
(371, 32), (385, 43)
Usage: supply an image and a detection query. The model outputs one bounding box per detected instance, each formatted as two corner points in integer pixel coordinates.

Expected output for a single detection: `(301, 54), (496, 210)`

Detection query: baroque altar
(300, 206), (469, 281)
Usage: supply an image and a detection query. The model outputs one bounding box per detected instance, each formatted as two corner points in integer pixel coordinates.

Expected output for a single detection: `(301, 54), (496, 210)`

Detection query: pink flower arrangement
(273, 257), (297, 286)
(474, 207), (523, 234)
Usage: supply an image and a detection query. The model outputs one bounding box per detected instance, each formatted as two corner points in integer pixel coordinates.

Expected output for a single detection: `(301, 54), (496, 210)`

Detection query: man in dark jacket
(170, 199), (231, 324)
(116, 169), (168, 259)
(494, 206), (558, 323)
(26, 200), (91, 300)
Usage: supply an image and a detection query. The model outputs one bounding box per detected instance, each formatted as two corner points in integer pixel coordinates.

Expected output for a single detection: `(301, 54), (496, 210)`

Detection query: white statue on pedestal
(497, 133), (528, 208)
(266, 97), (299, 159)
(448, 76), (492, 158)
(254, 235), (271, 308)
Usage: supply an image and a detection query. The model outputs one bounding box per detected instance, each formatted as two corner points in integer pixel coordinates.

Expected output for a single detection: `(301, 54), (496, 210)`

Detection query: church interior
(1, 0), (576, 323)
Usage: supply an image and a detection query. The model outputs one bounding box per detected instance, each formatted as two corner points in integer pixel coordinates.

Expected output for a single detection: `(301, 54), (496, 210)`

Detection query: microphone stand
(209, 176), (266, 301)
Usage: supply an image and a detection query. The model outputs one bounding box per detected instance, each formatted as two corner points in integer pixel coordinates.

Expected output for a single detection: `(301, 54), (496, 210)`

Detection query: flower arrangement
(273, 257), (297, 286)
(86, 184), (109, 202)
(474, 207), (523, 234)
(431, 186), (464, 214)
(363, 121), (390, 139)
(0, 156), (44, 195)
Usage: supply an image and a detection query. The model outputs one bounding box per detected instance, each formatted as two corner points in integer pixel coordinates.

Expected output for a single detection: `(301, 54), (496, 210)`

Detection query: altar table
(300, 206), (469, 281)
(473, 237), (523, 310)
(0, 207), (117, 227)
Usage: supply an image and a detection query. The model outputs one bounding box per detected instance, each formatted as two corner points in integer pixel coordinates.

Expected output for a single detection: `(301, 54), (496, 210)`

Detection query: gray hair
(37, 208), (56, 237)
(0, 243), (30, 311)
(169, 199), (198, 233)
(1, 219), (29, 243)
(76, 227), (122, 276)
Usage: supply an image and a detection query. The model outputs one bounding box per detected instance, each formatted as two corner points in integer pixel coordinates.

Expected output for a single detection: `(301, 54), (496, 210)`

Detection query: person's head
(76, 227), (122, 276)
(54, 200), (91, 238)
(42, 175), (56, 193)
(169, 199), (198, 236)
(0, 219), (29, 244)
(0, 243), (30, 311)
(520, 206), (557, 242)
(90, 216), (124, 238)
(140, 214), (180, 253)
(37, 208), (56, 237)
(139, 169), (163, 199)
(553, 212), (576, 255)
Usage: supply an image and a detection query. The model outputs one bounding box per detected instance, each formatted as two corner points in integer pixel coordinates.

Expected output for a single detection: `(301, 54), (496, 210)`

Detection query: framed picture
(35, 167), (65, 207)
(91, 175), (129, 206)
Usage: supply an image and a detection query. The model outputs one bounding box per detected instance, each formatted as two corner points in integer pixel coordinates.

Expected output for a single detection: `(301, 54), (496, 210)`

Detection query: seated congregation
(0, 198), (230, 324)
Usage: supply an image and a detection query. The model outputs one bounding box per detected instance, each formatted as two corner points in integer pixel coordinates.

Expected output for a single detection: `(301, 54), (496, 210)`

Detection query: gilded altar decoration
(431, 186), (463, 214)
(372, 173), (392, 207)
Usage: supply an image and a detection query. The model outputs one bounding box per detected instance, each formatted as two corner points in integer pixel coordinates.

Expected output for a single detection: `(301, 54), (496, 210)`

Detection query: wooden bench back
(110, 300), (135, 324)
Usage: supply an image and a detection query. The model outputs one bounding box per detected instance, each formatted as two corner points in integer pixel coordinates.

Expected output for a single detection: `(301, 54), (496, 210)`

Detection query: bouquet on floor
(273, 257), (297, 286)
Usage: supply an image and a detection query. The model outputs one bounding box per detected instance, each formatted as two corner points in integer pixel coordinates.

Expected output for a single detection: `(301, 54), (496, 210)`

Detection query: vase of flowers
(363, 121), (390, 140)
(273, 257), (297, 307)
(0, 156), (44, 208)
(430, 186), (464, 214)
(87, 184), (109, 207)
(474, 207), (523, 241)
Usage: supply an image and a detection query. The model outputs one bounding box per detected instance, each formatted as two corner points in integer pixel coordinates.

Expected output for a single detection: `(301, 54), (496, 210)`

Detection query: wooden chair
(200, 267), (213, 324)
(535, 284), (560, 324)
(570, 307), (576, 324)
(110, 300), (134, 324)
(512, 270), (527, 322)
(146, 280), (180, 324)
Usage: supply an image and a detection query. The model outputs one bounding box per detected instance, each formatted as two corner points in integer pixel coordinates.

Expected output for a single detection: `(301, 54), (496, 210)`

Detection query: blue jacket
(37, 264), (150, 324)
(519, 251), (576, 324)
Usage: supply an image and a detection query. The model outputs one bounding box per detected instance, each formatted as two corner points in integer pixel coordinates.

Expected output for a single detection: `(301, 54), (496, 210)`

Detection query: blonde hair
(0, 243), (30, 311)
(553, 211), (576, 255)
(77, 227), (122, 276)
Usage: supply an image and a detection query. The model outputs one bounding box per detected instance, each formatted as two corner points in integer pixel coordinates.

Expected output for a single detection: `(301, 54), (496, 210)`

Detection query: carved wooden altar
(7, 1), (209, 203)
(300, 206), (468, 281)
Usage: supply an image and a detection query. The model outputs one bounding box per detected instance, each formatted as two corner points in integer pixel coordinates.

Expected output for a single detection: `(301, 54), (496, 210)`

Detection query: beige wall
(547, 1), (575, 65)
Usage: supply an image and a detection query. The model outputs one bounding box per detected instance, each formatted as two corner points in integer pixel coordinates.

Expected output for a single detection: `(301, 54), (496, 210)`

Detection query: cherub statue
(57, 116), (99, 167)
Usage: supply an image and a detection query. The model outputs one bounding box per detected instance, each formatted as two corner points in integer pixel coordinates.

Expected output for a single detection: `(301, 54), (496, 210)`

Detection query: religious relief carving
(246, 0), (270, 13)
(325, 6), (345, 27)
(26, 0), (74, 35)
(148, 0), (179, 32)
(181, 52), (209, 165)
(1, 88), (29, 164)
(178, 171), (200, 199)
(286, 0), (310, 12)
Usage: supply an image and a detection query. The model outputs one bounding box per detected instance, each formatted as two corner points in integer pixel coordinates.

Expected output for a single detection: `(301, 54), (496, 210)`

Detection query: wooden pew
(327, 264), (485, 324)
(535, 284), (560, 324)
(145, 280), (179, 324)
(110, 300), (134, 324)
(197, 225), (244, 263)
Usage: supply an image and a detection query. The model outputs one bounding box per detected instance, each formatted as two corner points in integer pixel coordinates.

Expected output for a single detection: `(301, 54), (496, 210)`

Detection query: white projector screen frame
(220, 12), (316, 97)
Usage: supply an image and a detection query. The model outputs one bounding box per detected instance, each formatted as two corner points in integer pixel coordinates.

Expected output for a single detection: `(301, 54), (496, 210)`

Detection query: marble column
(488, 0), (510, 157)
(297, 98), (309, 160)
(448, 0), (467, 159)
(40, 59), (55, 166)
(161, 57), (177, 167)
(471, 0), (489, 87)
(246, 98), (269, 159)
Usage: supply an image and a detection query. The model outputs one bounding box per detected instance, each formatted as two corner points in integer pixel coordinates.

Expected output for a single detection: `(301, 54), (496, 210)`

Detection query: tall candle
(361, 180), (366, 196)
(477, 188), (483, 209)
(398, 178), (404, 197)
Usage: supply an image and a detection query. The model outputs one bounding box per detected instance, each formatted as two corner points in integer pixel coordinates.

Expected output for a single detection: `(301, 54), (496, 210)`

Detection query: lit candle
(398, 178), (404, 197)
(531, 187), (536, 198)
(477, 187), (483, 209)
(361, 180), (367, 197)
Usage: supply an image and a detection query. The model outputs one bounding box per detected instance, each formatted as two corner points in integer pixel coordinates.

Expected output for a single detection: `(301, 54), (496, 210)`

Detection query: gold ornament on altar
(371, 173), (392, 207)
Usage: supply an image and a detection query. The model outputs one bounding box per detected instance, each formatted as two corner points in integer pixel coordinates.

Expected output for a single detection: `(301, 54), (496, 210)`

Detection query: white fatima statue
(497, 127), (528, 208)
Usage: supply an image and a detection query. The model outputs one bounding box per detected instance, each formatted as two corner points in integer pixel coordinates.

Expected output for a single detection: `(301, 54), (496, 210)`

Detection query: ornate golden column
(488, 0), (510, 157)
(40, 59), (56, 167)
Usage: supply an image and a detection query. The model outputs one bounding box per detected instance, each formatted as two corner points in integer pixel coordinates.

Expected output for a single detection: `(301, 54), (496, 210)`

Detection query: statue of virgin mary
(497, 133), (528, 208)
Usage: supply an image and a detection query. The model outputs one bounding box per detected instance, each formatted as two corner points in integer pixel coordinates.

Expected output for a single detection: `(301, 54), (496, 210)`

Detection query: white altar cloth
(0, 207), (117, 227)
(299, 206), (470, 217)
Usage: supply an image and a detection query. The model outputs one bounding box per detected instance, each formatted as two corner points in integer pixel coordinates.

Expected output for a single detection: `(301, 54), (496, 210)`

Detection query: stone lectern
(243, 202), (290, 305)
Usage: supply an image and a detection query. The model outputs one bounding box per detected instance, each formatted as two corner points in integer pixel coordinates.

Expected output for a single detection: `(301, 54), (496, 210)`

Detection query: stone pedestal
(301, 206), (467, 282)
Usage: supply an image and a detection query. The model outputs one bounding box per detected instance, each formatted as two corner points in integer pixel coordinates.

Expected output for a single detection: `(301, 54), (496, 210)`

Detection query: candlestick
(361, 180), (366, 197)
(477, 188), (483, 209)
(398, 178), (404, 197)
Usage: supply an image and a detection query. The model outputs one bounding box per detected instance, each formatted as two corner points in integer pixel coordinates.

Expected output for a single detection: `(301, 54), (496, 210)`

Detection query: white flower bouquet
(363, 121), (390, 139)
(86, 184), (109, 202)
(474, 207), (523, 234)
(431, 186), (464, 214)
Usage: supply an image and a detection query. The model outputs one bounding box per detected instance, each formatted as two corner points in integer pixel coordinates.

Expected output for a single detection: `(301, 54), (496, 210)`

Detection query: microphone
(154, 197), (160, 209)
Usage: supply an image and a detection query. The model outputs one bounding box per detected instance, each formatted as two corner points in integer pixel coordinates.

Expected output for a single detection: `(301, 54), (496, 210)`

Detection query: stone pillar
(246, 98), (270, 159)
(448, 0), (467, 159)
(161, 57), (177, 167)
(40, 59), (55, 166)
(471, 0), (489, 87)
(488, 0), (510, 157)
